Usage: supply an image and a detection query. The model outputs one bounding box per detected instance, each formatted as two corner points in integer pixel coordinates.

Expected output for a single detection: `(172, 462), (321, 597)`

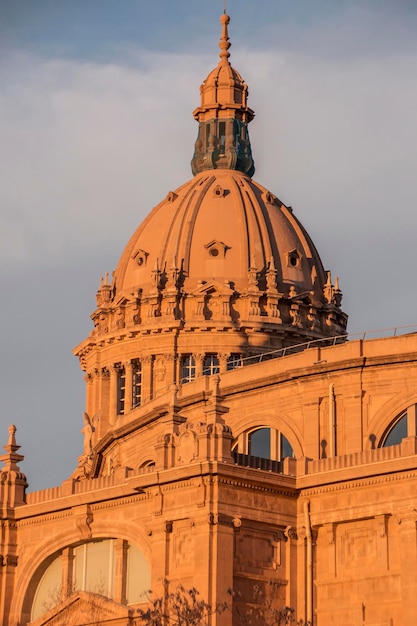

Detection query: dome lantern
(191, 14), (255, 177)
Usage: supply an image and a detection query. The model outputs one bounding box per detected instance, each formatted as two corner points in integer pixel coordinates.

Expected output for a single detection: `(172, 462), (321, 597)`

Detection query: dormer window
(132, 248), (149, 267)
(287, 249), (301, 269)
(205, 240), (230, 259)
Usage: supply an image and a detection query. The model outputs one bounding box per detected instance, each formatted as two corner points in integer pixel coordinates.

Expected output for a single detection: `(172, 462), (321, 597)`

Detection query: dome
(88, 13), (347, 349)
(109, 168), (346, 342)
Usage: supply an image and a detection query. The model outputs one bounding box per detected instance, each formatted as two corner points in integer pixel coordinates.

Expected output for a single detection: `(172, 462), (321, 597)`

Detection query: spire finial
(191, 9), (255, 177)
(219, 12), (231, 63)
(0, 424), (24, 473)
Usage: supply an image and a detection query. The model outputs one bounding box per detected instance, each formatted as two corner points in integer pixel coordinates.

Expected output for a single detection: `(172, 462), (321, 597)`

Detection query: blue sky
(1, 0), (416, 490)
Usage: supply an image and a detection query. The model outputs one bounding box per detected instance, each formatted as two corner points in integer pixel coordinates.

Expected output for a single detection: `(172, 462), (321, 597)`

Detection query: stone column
(149, 521), (172, 596)
(84, 372), (94, 418)
(194, 353), (204, 378)
(407, 403), (417, 436)
(142, 356), (153, 403)
(219, 352), (228, 374)
(398, 512), (417, 624)
(114, 539), (128, 604)
(211, 518), (234, 626)
(61, 547), (75, 600)
(99, 367), (110, 435)
(164, 353), (176, 387)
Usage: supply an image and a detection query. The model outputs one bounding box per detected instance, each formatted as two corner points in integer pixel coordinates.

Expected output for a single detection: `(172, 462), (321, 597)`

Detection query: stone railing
(301, 436), (417, 475)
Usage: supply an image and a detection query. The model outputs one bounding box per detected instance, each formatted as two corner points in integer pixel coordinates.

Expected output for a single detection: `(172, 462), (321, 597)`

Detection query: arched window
(140, 460), (156, 470)
(30, 539), (150, 621)
(381, 413), (408, 447)
(236, 426), (295, 461)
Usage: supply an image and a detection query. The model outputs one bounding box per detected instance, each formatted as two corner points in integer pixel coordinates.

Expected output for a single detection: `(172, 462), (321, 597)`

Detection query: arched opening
(247, 427), (294, 460)
(30, 539), (150, 622)
(233, 426), (295, 472)
(139, 460), (156, 470)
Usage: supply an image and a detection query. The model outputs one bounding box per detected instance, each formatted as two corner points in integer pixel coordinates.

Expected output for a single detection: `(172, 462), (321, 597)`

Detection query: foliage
(228, 582), (309, 626)
(137, 580), (310, 626)
(136, 580), (227, 626)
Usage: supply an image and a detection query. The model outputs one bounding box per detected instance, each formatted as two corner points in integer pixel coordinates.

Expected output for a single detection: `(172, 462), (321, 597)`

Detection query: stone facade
(1, 13), (416, 626)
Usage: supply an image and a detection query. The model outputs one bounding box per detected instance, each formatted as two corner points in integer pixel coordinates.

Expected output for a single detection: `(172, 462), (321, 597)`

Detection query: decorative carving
(96, 272), (113, 307)
(81, 412), (96, 458)
(166, 191), (178, 203)
(213, 184), (225, 198)
(290, 303), (302, 328)
(266, 257), (278, 292)
(73, 504), (93, 540)
(177, 427), (197, 465)
(248, 258), (258, 289)
(284, 525), (298, 541)
(115, 307), (125, 329)
(308, 305), (321, 331)
(235, 528), (281, 572)
(154, 357), (166, 383)
(174, 525), (194, 568)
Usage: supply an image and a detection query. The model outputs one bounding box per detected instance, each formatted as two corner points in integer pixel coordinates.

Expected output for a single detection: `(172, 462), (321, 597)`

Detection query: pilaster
(397, 511), (417, 623)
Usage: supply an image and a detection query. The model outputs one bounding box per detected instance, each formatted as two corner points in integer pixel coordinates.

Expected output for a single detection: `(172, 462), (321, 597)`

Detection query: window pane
(383, 414), (407, 447)
(249, 428), (270, 459)
(281, 434), (294, 459)
(85, 540), (114, 597)
(31, 555), (62, 620)
(73, 540), (115, 599)
(227, 354), (242, 370)
(203, 355), (219, 376)
(181, 355), (196, 383)
(126, 543), (151, 604)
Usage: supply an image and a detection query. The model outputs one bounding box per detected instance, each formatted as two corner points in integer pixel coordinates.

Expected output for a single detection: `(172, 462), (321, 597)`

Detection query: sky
(1, 0), (416, 491)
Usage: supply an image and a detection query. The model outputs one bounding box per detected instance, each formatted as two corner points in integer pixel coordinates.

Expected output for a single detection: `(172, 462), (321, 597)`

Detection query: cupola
(191, 13), (255, 177)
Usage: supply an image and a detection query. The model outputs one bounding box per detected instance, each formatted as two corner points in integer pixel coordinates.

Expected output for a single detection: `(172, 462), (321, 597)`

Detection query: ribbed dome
(91, 169), (346, 344)
(117, 170), (325, 300)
